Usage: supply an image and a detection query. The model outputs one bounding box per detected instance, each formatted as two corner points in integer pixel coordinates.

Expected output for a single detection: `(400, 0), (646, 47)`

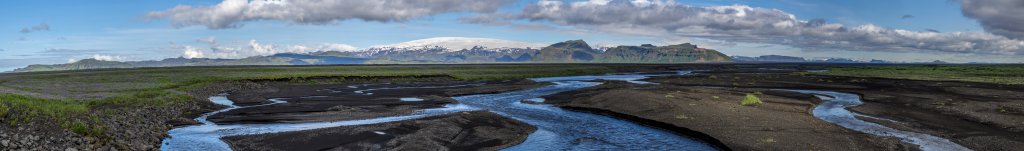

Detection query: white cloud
(316, 43), (360, 52)
(180, 40), (359, 58)
(91, 54), (128, 61)
(67, 54), (129, 63)
(183, 46), (205, 59)
(961, 0), (1024, 40)
(147, 0), (515, 29)
(469, 0), (1024, 55)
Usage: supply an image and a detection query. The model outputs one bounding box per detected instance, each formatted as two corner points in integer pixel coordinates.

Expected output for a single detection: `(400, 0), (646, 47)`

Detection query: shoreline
(558, 106), (732, 150)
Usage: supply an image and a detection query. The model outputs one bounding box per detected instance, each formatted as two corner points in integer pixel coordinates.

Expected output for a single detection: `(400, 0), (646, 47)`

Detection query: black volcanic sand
(543, 81), (916, 150)
(640, 71), (1024, 150)
(207, 79), (546, 124)
(223, 111), (536, 151)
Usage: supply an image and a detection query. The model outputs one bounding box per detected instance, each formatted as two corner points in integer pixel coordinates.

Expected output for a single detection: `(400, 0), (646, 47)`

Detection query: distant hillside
(731, 55), (908, 64)
(530, 40), (730, 63)
(597, 43), (731, 63)
(732, 55), (807, 62)
(13, 54), (370, 72)
(12, 39), (735, 72)
(372, 37), (545, 51)
(533, 40), (600, 62)
(14, 59), (134, 72)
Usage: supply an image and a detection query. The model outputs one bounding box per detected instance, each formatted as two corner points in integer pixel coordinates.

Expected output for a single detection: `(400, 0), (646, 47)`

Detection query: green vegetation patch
(814, 65), (1024, 85)
(741, 94), (764, 106)
(0, 83), (214, 137)
(0, 91), (192, 137)
(0, 94), (100, 136)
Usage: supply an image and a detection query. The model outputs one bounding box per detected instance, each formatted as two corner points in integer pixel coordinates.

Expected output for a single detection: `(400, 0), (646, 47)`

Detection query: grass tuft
(741, 93), (764, 106)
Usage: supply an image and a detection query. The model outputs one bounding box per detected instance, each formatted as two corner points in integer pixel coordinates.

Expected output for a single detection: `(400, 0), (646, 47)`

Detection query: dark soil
(543, 81), (917, 151)
(222, 111), (536, 151)
(206, 79), (545, 124)
(642, 70), (1024, 150)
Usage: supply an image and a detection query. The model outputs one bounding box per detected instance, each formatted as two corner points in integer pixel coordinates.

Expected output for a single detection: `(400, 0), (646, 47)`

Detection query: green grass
(0, 64), (617, 136)
(814, 65), (1024, 85)
(0, 94), (102, 136)
(1, 65), (615, 97)
(741, 93), (764, 106)
(0, 91), (187, 136)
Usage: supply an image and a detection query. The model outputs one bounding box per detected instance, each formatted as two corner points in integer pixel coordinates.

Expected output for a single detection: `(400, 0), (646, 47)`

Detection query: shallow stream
(162, 71), (966, 151)
(787, 90), (970, 151)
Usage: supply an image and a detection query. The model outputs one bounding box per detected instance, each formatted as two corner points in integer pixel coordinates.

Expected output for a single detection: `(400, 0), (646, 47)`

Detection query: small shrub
(711, 96), (720, 99)
(0, 103), (8, 117)
(674, 114), (690, 120)
(63, 120), (89, 135)
(741, 94), (764, 106)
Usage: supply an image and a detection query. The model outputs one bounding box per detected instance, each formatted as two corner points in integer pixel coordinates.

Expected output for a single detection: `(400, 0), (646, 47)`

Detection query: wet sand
(642, 71), (1024, 150)
(207, 79), (546, 124)
(222, 111), (536, 151)
(191, 79), (547, 150)
(543, 81), (916, 150)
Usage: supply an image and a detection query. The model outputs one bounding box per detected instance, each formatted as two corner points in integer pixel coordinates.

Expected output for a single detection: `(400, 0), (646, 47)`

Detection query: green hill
(596, 43), (731, 63)
(532, 40), (600, 62)
(13, 59), (134, 72)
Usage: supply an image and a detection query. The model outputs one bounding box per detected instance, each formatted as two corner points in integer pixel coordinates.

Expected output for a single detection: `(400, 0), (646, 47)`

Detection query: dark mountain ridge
(12, 39), (732, 72)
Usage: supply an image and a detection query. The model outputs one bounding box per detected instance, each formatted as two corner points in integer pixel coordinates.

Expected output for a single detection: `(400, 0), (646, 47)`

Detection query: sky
(2, 0), (1023, 71)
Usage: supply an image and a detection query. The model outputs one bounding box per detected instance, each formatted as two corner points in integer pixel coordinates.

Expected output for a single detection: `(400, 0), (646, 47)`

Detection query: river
(162, 71), (966, 151)
(787, 90), (970, 151)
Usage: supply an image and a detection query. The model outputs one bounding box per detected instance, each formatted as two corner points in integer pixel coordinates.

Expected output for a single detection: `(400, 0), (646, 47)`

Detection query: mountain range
(12, 38), (731, 72)
(730, 55), (958, 64)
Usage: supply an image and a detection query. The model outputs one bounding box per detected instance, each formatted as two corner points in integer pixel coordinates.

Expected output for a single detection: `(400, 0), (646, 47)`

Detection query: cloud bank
(67, 54), (129, 63)
(470, 0), (1024, 55)
(960, 0), (1024, 40)
(20, 23), (50, 33)
(181, 40), (358, 59)
(147, 0), (515, 29)
(42, 48), (106, 55)
(195, 36), (218, 45)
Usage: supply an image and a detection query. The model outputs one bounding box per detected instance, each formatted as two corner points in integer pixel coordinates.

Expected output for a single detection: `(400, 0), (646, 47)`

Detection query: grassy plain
(814, 64), (1024, 85)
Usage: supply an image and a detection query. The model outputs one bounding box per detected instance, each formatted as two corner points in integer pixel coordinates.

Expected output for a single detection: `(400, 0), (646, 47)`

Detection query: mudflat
(196, 78), (547, 150)
(647, 71), (1024, 150)
(543, 81), (915, 150)
(533, 66), (1023, 150)
(222, 111), (536, 151)
(206, 78), (545, 124)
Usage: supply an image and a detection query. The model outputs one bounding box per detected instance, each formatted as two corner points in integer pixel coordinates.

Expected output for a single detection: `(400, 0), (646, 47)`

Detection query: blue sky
(1, 0), (1022, 71)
